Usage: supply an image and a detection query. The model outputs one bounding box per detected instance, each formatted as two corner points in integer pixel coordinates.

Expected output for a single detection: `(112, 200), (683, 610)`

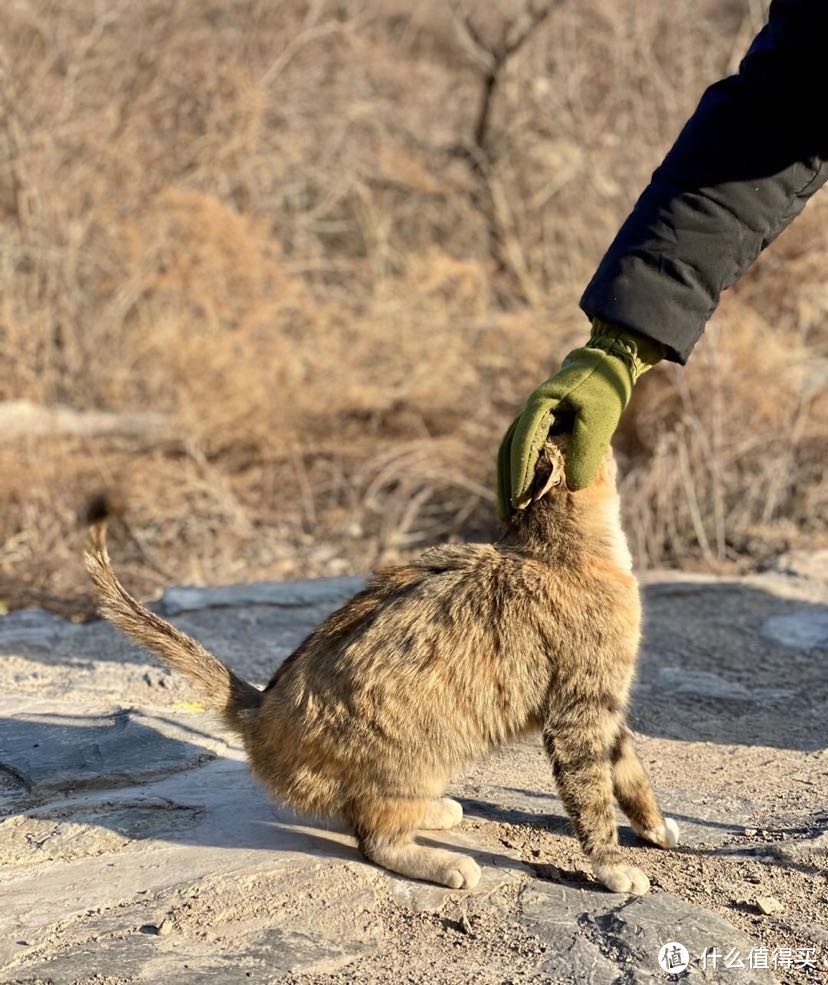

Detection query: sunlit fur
(85, 438), (678, 892)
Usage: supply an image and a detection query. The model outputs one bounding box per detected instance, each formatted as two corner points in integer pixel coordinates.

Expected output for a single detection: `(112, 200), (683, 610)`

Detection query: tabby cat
(85, 439), (678, 893)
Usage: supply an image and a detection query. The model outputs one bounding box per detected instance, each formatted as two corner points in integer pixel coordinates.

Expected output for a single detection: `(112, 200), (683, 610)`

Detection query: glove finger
(495, 416), (519, 523)
(565, 409), (616, 490)
(509, 396), (559, 510)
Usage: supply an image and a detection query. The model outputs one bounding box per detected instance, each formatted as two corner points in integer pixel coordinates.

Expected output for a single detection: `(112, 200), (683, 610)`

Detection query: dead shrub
(0, 0), (824, 615)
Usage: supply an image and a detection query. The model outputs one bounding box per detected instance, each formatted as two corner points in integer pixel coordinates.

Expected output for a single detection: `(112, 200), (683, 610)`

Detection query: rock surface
(1, 555), (826, 984)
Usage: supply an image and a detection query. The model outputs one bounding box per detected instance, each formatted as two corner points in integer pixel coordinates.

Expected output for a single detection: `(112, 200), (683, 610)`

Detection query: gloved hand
(496, 320), (665, 521)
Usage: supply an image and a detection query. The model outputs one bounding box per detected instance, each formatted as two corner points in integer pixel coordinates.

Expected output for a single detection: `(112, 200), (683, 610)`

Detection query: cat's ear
(531, 446), (565, 502)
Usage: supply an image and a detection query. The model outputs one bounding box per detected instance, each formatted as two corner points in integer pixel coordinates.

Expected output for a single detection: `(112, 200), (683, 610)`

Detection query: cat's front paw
(594, 862), (650, 895)
(636, 817), (680, 849)
(663, 817), (680, 847)
(438, 854), (481, 890)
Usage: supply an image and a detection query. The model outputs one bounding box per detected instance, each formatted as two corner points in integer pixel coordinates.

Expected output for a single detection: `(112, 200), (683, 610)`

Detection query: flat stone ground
(1, 554), (826, 985)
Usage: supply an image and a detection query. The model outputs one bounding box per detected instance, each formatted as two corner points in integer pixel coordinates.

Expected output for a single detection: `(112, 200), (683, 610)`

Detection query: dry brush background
(1, 0), (826, 617)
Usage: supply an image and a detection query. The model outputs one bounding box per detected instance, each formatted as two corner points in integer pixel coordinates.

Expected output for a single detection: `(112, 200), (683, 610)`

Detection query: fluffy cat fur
(84, 439), (678, 893)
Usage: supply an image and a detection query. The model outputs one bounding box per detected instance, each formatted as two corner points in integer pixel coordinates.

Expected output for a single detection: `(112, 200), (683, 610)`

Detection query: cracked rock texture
(1, 551), (826, 984)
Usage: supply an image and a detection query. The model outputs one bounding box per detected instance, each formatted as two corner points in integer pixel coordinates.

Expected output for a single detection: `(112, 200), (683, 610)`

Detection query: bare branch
(501, 1), (556, 60)
(449, 0), (495, 74)
(447, 0), (560, 301)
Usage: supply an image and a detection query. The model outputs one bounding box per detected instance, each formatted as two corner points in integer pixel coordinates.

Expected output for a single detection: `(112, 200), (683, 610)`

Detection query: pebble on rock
(755, 896), (784, 915)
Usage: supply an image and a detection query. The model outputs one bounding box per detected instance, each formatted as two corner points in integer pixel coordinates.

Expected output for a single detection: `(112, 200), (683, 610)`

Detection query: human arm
(580, 0), (828, 363)
(498, 0), (828, 520)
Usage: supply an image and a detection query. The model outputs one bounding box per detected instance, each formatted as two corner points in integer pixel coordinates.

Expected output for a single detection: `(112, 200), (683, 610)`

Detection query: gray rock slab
(0, 799), (203, 866)
(0, 583), (364, 693)
(0, 607), (79, 650)
(636, 579), (827, 751)
(12, 924), (376, 985)
(521, 882), (777, 984)
(520, 880), (625, 985)
(0, 751), (343, 967)
(594, 892), (776, 983)
(160, 575), (365, 616)
(761, 612), (828, 651)
(12, 932), (158, 984)
(0, 701), (219, 802)
(635, 666), (794, 702)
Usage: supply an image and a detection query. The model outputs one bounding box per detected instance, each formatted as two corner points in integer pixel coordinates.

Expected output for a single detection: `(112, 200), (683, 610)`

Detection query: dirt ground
(1, 559), (826, 984)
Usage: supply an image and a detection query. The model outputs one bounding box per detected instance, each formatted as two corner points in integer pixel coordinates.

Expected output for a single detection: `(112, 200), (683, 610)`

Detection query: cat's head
(530, 436), (618, 503)
(507, 435), (624, 564)
(529, 436), (568, 502)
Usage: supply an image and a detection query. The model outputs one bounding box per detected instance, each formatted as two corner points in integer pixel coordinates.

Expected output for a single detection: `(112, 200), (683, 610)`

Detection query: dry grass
(0, 0), (825, 616)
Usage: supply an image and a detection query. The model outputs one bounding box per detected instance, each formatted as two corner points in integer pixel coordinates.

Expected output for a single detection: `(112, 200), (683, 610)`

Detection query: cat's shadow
(0, 712), (536, 882)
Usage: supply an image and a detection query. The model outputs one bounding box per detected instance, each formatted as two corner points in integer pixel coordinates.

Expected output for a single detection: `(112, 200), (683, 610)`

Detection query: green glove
(496, 320), (664, 521)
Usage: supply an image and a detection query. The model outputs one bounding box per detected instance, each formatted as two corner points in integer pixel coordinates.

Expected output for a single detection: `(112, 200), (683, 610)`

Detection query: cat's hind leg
(421, 797), (463, 830)
(349, 798), (480, 890)
(544, 708), (650, 895)
(611, 726), (679, 849)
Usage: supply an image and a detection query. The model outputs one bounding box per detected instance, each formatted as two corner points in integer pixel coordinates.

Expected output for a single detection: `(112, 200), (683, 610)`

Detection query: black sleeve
(580, 0), (828, 364)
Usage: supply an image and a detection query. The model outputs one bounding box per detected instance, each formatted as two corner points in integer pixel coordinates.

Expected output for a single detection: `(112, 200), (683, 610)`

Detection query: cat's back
(265, 540), (547, 693)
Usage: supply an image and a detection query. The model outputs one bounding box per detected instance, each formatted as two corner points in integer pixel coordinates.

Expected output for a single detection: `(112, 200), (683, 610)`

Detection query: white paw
(421, 797), (464, 830)
(637, 817), (681, 849)
(440, 798), (464, 828)
(663, 817), (680, 847)
(438, 855), (481, 890)
(594, 862), (650, 895)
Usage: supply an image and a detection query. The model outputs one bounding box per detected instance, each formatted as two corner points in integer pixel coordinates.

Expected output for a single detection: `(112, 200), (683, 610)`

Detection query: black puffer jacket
(580, 0), (827, 363)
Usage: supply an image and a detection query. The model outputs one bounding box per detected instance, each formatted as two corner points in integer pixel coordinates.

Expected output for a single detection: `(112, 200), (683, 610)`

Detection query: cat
(84, 438), (678, 893)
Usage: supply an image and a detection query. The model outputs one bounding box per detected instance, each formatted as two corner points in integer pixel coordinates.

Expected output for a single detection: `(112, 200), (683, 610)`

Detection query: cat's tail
(83, 502), (262, 735)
